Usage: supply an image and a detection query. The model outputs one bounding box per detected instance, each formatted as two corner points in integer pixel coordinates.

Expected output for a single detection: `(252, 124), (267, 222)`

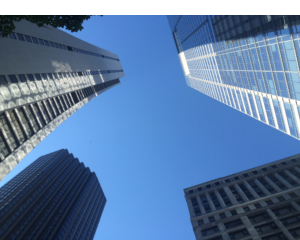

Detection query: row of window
(0, 69), (123, 85)
(200, 202), (300, 239)
(187, 158), (299, 194)
(0, 81), (118, 162)
(4, 31), (119, 61)
(191, 170), (300, 215)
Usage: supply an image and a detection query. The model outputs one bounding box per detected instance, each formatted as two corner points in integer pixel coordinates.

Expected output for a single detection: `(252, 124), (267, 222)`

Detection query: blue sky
(1, 15), (300, 240)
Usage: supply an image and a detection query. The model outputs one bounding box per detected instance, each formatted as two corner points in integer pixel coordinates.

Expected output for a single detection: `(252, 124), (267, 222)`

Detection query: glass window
(0, 113), (18, 150)
(228, 229), (249, 239)
(7, 110), (25, 144)
(47, 73), (53, 80)
(261, 233), (287, 240)
(18, 74), (27, 83)
(17, 108), (33, 137)
(35, 74), (42, 81)
(16, 33), (25, 41)
(25, 35), (32, 43)
(32, 104), (45, 127)
(32, 37), (38, 44)
(272, 100), (286, 132)
(225, 219), (243, 229)
(44, 40), (50, 46)
(201, 226), (219, 236)
(23, 106), (39, 132)
(0, 75), (8, 85)
(229, 186), (244, 203)
(284, 103), (299, 138)
(38, 39), (44, 45)
(49, 41), (54, 47)
(200, 195), (212, 213)
(263, 97), (275, 127)
(191, 198), (201, 216)
(255, 222), (278, 234)
(0, 134), (9, 160)
(280, 214), (300, 227)
(9, 32), (16, 39)
(8, 75), (18, 84)
(27, 74), (35, 82)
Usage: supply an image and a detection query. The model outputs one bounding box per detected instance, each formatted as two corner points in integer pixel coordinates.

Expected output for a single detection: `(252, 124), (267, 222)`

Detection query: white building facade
(0, 20), (124, 180)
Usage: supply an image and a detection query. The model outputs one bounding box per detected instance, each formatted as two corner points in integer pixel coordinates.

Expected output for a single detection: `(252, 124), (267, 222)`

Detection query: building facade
(0, 149), (106, 240)
(184, 154), (300, 240)
(167, 15), (300, 140)
(0, 20), (124, 180)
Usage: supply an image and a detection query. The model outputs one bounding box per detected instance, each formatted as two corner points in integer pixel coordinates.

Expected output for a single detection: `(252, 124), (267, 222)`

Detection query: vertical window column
(275, 172), (296, 188)
(189, 197), (202, 217)
(23, 106), (40, 133)
(5, 110), (26, 145)
(208, 192), (222, 210)
(0, 113), (19, 151)
(195, 195), (207, 215)
(243, 181), (260, 198)
(213, 189), (227, 208)
(30, 104), (46, 128)
(231, 184), (248, 202)
(268, 174), (288, 191)
(284, 169), (300, 185)
(199, 195), (212, 213)
(263, 176), (281, 193)
(16, 108), (33, 138)
(223, 186), (238, 205)
(254, 179), (272, 196)
(0, 133), (10, 161)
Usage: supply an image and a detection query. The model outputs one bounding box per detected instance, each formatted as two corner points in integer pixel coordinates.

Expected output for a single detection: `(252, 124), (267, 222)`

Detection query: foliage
(0, 15), (93, 37)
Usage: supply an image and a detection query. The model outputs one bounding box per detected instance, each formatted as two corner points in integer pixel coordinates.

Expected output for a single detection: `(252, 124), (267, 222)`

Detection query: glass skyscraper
(0, 20), (124, 180)
(167, 15), (300, 140)
(0, 149), (106, 240)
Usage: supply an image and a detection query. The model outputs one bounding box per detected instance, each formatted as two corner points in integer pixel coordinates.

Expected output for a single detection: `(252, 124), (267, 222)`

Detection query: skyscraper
(0, 20), (124, 180)
(0, 149), (106, 240)
(184, 154), (300, 240)
(167, 15), (300, 140)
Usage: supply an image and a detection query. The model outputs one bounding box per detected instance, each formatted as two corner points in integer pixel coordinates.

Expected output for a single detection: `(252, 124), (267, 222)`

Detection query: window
(209, 216), (215, 222)
(17, 33), (25, 41)
(209, 192), (222, 210)
(272, 165), (278, 169)
(243, 173), (249, 177)
(266, 200), (274, 205)
(9, 32), (16, 39)
(243, 207), (250, 212)
(261, 233), (287, 240)
(248, 180), (265, 197)
(200, 195), (212, 213)
(280, 214), (300, 227)
(224, 219), (243, 229)
(215, 182), (220, 186)
(49, 41), (54, 47)
(0, 75), (8, 85)
(277, 196), (285, 202)
(27, 74), (35, 82)
(219, 213), (226, 219)
(35, 74), (42, 81)
(25, 35), (32, 42)
(218, 189), (232, 207)
(201, 226), (219, 236)
(238, 183), (254, 200)
(191, 198), (201, 216)
(234, 176), (239, 180)
(198, 219), (204, 225)
(198, 187), (203, 192)
(289, 193), (297, 198)
(230, 210), (237, 216)
(206, 184), (212, 189)
(18, 74), (27, 83)
(54, 43), (59, 48)
(252, 170), (258, 174)
(32, 37), (38, 44)
(254, 203), (262, 209)
(289, 226), (300, 238)
(272, 206), (296, 217)
(291, 159), (298, 163)
(268, 175), (287, 190)
(281, 162), (288, 166)
(257, 177), (277, 194)
(225, 179), (231, 183)
(277, 171), (298, 187)
(262, 167), (268, 172)
(229, 186), (244, 203)
(47, 73), (53, 80)
(189, 190), (194, 194)
(228, 229), (249, 239)
(44, 40), (50, 46)
(255, 222), (278, 234)
(38, 39), (44, 45)
(8, 75), (18, 83)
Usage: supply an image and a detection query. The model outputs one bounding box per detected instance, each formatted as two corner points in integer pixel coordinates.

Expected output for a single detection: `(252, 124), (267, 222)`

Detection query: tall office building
(184, 154), (300, 240)
(0, 20), (124, 180)
(0, 149), (106, 240)
(167, 15), (300, 140)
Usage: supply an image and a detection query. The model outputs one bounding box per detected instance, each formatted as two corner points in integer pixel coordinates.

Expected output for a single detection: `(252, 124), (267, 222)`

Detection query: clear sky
(1, 15), (300, 240)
